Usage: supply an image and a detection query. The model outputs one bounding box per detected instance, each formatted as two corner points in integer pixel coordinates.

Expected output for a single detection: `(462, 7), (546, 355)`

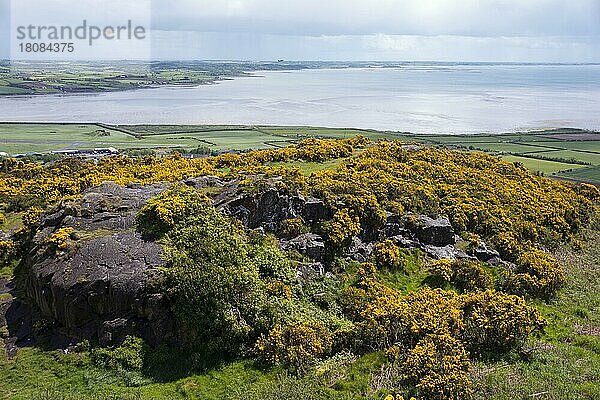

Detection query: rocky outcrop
(23, 182), (174, 346)
(344, 237), (375, 263)
(472, 241), (501, 262)
(280, 233), (326, 261)
(218, 185), (332, 232)
(410, 216), (456, 247)
(19, 179), (510, 348)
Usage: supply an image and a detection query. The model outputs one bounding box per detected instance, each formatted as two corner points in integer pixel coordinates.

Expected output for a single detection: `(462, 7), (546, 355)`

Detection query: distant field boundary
(1, 122), (599, 185)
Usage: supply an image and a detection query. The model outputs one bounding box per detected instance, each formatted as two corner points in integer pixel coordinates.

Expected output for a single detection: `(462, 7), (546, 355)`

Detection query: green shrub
(278, 217), (309, 239)
(90, 336), (147, 371)
(161, 204), (295, 354)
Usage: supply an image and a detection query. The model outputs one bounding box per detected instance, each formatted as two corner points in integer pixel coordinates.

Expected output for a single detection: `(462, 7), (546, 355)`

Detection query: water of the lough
(1, 64), (600, 134)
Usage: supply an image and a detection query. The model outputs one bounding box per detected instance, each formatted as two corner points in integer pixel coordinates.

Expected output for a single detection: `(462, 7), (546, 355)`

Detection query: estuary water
(1, 64), (600, 134)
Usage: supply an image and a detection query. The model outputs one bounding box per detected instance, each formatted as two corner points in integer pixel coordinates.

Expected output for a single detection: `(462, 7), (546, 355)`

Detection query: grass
(466, 143), (551, 154)
(1, 228), (599, 399)
(472, 227), (600, 399)
(0, 212), (23, 232)
(501, 156), (587, 175)
(534, 150), (600, 166)
(557, 166), (600, 184)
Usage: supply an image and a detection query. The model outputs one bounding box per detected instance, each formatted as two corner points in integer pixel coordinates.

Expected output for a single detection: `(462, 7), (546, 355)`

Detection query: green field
(556, 166), (600, 184)
(0, 124), (393, 155)
(501, 155), (588, 174)
(1, 123), (599, 184)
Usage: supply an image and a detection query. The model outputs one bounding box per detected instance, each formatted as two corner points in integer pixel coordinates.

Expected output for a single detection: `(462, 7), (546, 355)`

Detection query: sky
(2, 0), (600, 62)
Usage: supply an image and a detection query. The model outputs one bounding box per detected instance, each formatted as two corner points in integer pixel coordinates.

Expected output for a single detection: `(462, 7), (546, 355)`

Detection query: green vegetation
(1, 124), (598, 185)
(0, 61), (322, 97)
(413, 128), (600, 184)
(0, 137), (598, 399)
(500, 156), (587, 174)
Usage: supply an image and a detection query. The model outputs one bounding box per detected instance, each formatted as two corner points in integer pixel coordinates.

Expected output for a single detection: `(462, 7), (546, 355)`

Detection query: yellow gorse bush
(0, 137), (596, 399)
(255, 320), (333, 371)
(374, 239), (402, 270)
(427, 259), (493, 293)
(0, 239), (16, 266)
(45, 227), (74, 252)
(402, 334), (473, 400)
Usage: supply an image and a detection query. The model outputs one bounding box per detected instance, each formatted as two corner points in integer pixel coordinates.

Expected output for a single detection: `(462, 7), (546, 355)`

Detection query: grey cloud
(150, 0), (600, 37)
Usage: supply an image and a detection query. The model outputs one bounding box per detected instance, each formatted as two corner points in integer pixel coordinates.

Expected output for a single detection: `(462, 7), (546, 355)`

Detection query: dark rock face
(24, 182), (174, 346)
(473, 242), (501, 262)
(224, 188), (304, 232)
(220, 187), (332, 232)
(411, 216), (456, 247)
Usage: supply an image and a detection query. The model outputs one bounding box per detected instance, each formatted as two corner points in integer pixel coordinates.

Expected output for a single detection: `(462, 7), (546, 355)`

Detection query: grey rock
(220, 187), (331, 232)
(344, 236), (375, 263)
(24, 182), (175, 346)
(222, 188), (303, 232)
(302, 197), (333, 223)
(380, 213), (409, 239)
(184, 175), (224, 189)
(390, 235), (420, 249)
(473, 242), (500, 262)
(423, 244), (473, 260)
(296, 262), (325, 282)
(281, 233), (325, 261)
(410, 216), (456, 247)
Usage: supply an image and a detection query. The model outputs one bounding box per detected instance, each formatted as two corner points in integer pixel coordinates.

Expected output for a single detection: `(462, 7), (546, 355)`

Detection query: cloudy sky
(2, 0), (600, 62)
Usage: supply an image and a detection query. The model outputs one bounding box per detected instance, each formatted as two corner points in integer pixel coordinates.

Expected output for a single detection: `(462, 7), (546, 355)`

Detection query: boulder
(296, 262), (325, 282)
(220, 187), (331, 232)
(280, 233), (325, 261)
(183, 175), (225, 189)
(410, 216), (456, 247)
(423, 245), (473, 260)
(302, 197), (333, 223)
(23, 182), (175, 346)
(473, 242), (500, 262)
(222, 188), (304, 232)
(344, 236), (375, 263)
